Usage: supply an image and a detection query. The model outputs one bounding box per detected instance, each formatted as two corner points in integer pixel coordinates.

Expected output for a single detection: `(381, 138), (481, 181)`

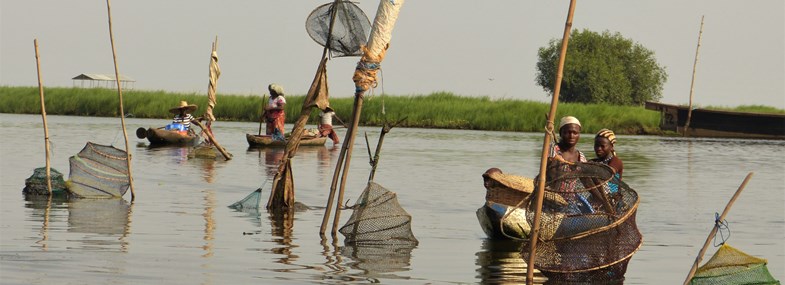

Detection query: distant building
(72, 73), (135, 89)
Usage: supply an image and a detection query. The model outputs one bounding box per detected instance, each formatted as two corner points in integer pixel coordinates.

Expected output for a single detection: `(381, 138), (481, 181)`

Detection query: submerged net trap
(68, 142), (130, 198)
(689, 244), (780, 285)
(305, 0), (371, 57)
(520, 161), (642, 282)
(23, 167), (68, 196)
(339, 182), (418, 245)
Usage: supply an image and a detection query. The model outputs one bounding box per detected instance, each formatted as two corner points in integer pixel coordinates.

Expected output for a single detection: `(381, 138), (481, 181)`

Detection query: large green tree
(535, 29), (667, 105)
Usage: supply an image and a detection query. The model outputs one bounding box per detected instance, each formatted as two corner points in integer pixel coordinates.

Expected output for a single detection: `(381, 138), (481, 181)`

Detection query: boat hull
(645, 101), (785, 139)
(145, 128), (199, 146)
(246, 133), (327, 147)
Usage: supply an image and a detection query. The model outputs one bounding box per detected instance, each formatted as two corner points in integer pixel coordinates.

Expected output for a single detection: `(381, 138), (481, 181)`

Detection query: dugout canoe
(645, 101), (785, 139)
(137, 127), (199, 146)
(246, 133), (327, 148)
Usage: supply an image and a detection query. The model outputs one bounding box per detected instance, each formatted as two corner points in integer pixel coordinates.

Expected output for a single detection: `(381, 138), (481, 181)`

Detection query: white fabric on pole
(366, 0), (404, 57)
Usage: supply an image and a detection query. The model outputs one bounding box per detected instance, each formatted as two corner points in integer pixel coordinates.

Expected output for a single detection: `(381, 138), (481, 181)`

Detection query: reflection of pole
(684, 16), (704, 136)
(105, 0), (135, 200)
(527, 0), (576, 284)
(33, 39), (52, 195)
(683, 172), (753, 285)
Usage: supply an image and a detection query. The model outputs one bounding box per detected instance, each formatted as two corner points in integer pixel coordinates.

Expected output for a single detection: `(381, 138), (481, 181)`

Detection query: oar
(258, 94), (267, 136)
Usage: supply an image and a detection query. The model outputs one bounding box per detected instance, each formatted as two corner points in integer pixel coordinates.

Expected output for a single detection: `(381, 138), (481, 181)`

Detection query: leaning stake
(683, 172), (754, 285)
(527, 1), (577, 284)
(33, 39), (52, 195)
(105, 0), (135, 200)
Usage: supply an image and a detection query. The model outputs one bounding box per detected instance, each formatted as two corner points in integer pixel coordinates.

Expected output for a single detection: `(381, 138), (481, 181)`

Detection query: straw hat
(169, 101), (198, 114)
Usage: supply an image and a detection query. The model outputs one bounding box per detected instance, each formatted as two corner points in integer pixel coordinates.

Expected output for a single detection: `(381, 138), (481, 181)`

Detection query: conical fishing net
(68, 142), (130, 198)
(306, 1), (371, 57)
(23, 167), (68, 196)
(521, 161), (642, 282)
(339, 182), (418, 245)
(689, 244), (780, 285)
(229, 188), (263, 211)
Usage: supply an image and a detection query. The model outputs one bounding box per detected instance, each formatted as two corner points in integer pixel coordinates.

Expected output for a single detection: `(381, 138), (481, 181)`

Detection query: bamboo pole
(105, 0), (135, 200)
(683, 172), (754, 285)
(683, 16), (704, 136)
(321, 0), (405, 237)
(258, 94), (266, 136)
(526, 1), (577, 284)
(191, 120), (231, 160)
(33, 39), (52, 195)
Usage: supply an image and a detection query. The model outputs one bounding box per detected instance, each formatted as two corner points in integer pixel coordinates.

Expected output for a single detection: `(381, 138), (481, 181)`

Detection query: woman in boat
(592, 128), (623, 179)
(169, 101), (197, 132)
(318, 106), (343, 145)
(550, 116), (586, 163)
(264, 83), (287, 141)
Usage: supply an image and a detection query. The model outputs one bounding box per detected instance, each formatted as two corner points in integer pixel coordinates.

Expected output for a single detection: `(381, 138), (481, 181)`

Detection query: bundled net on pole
(68, 142), (130, 198)
(339, 182), (418, 245)
(689, 244), (780, 285)
(521, 161), (642, 282)
(306, 1), (372, 57)
(23, 167), (68, 196)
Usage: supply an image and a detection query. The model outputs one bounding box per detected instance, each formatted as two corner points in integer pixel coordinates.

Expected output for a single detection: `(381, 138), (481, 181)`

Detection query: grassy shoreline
(6, 86), (775, 135)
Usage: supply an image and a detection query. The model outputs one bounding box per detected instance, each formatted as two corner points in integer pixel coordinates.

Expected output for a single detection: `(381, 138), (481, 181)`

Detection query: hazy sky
(2, 1), (784, 108)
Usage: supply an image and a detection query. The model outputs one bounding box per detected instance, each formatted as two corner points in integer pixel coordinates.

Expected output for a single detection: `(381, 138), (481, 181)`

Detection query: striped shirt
(172, 114), (194, 130)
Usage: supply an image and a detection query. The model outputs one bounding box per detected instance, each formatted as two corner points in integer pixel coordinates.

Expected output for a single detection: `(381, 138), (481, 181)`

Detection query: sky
(2, 1), (784, 108)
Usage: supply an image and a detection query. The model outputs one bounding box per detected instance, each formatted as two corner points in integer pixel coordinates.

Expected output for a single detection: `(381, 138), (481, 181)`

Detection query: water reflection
(476, 239), (546, 285)
(67, 198), (132, 252)
(25, 195), (68, 251)
(267, 209), (298, 268)
(341, 242), (416, 282)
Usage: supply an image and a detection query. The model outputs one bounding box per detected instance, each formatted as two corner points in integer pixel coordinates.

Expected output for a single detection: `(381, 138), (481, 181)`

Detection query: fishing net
(230, 188), (264, 211)
(339, 182), (418, 245)
(23, 167), (68, 196)
(68, 142), (130, 198)
(689, 244), (780, 285)
(520, 160), (642, 282)
(306, 1), (371, 57)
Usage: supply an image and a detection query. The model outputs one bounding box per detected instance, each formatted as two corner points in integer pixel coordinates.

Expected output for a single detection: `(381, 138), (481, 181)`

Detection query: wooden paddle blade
(135, 127), (147, 139)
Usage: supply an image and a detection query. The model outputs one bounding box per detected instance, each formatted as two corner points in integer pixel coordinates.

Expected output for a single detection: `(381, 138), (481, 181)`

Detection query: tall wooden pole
(683, 16), (704, 136)
(526, 1), (577, 284)
(683, 172), (753, 285)
(319, 0), (405, 237)
(33, 39), (52, 195)
(106, 0), (135, 200)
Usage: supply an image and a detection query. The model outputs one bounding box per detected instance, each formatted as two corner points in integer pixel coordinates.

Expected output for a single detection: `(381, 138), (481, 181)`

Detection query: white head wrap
(268, 83), (284, 97)
(559, 116), (581, 129)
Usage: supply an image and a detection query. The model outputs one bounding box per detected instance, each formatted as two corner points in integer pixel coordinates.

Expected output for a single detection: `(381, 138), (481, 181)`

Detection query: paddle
(258, 94), (266, 136)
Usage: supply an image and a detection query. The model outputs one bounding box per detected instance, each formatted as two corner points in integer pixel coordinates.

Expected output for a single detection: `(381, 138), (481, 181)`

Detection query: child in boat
(264, 83), (286, 141)
(169, 101), (197, 133)
(591, 128), (623, 179)
(318, 106), (343, 145)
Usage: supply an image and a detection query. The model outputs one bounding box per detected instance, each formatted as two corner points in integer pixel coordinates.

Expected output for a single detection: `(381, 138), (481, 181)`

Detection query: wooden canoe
(246, 133), (327, 148)
(143, 127), (199, 146)
(645, 101), (785, 139)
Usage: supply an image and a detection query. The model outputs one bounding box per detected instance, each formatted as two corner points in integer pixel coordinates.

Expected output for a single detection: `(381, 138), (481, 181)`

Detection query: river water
(1, 113), (783, 284)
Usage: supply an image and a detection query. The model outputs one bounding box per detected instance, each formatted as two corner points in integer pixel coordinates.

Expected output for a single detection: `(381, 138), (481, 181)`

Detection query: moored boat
(137, 127), (199, 146)
(246, 133), (327, 148)
(645, 101), (785, 139)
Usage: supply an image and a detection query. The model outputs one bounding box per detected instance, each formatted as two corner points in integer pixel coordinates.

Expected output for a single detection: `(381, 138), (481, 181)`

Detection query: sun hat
(559, 116), (581, 130)
(169, 101), (198, 114)
(268, 83), (285, 97)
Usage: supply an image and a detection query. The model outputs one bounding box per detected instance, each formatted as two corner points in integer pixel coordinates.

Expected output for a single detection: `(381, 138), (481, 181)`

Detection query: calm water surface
(1, 113), (783, 284)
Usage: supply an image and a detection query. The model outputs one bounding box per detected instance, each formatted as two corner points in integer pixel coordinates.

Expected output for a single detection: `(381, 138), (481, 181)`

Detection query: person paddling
(318, 106), (343, 145)
(550, 116), (586, 163)
(169, 101), (197, 132)
(264, 83), (286, 141)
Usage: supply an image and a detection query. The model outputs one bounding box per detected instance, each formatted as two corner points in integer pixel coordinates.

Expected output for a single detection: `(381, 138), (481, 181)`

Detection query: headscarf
(596, 128), (617, 145)
(559, 116), (581, 130)
(268, 83), (285, 97)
